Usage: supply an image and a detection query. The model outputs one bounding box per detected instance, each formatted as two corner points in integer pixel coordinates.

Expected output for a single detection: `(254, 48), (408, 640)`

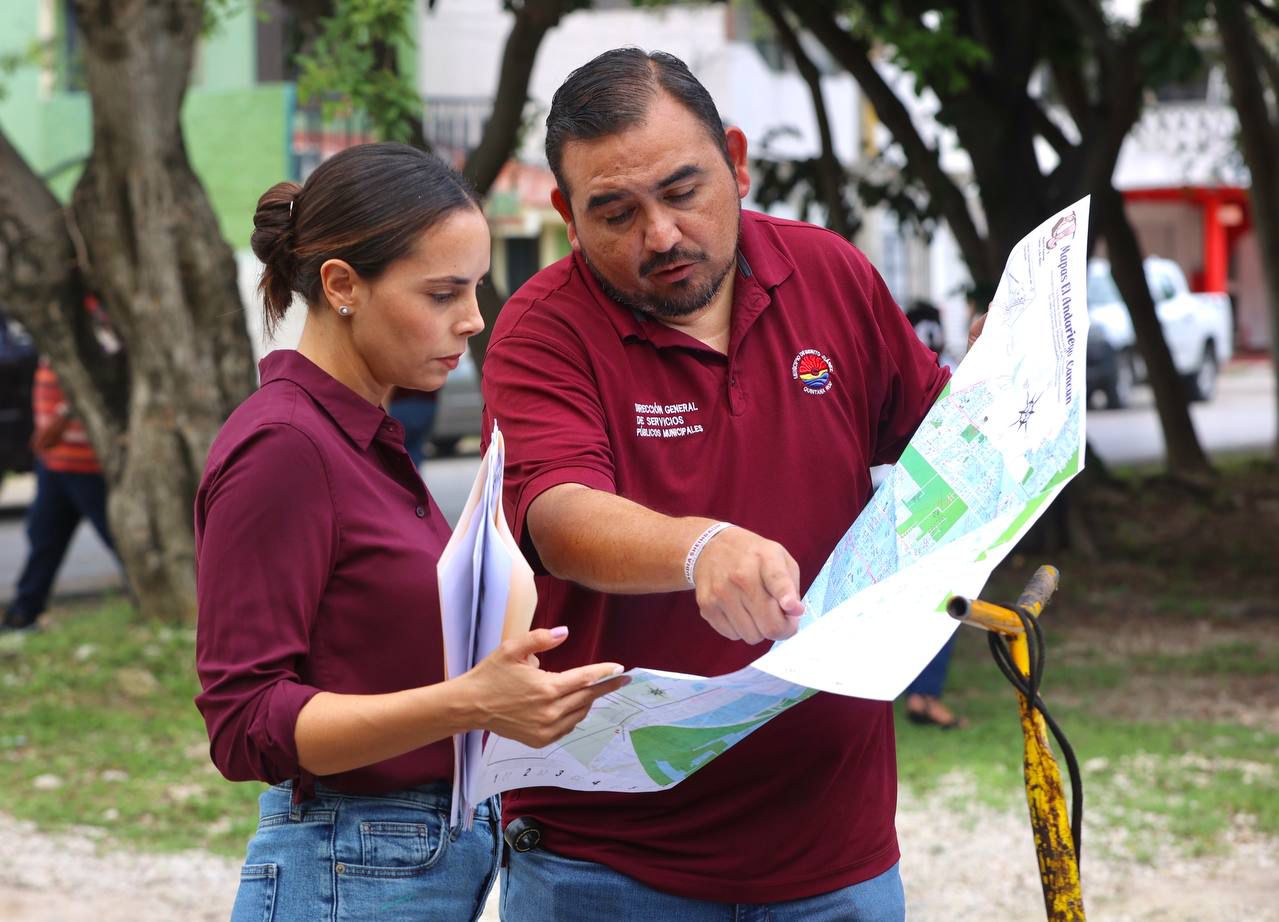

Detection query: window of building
(879, 212), (910, 306)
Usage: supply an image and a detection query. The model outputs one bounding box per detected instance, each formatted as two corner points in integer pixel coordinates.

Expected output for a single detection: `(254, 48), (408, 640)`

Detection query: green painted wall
(0, 3), (290, 247)
(185, 85), (293, 249)
(195, 5), (255, 91)
(0, 1), (418, 249)
(0, 1), (50, 172)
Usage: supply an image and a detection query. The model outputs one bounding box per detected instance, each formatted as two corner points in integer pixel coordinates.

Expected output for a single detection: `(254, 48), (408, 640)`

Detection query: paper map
(471, 197), (1091, 800)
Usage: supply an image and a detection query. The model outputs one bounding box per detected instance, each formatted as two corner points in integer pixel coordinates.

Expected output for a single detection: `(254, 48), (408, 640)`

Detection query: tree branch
(1244, 0), (1279, 29)
(789, 0), (994, 283)
(0, 126), (124, 465)
(759, 0), (854, 238)
(463, 0), (571, 195)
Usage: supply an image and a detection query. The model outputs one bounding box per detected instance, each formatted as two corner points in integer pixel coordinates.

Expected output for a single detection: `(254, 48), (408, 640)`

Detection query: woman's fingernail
(549, 625), (569, 639)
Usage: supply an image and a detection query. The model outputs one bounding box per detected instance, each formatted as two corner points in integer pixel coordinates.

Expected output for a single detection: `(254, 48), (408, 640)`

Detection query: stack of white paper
(436, 422), (536, 828)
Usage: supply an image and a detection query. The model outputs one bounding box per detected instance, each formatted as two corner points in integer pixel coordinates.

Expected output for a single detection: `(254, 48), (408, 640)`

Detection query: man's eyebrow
(656, 164), (702, 189)
(584, 165), (705, 213)
(586, 190), (626, 212)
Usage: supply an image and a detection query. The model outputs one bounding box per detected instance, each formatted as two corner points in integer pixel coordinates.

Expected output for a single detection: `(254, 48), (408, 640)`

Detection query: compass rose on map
(1013, 391), (1042, 432)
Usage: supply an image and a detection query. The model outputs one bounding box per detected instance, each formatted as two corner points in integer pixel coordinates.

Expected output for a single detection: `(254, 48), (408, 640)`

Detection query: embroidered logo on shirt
(792, 350), (834, 395)
(634, 401), (705, 439)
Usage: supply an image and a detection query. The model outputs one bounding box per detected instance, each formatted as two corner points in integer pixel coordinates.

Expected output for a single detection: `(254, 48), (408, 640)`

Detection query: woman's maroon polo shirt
(481, 212), (949, 903)
(194, 350), (454, 794)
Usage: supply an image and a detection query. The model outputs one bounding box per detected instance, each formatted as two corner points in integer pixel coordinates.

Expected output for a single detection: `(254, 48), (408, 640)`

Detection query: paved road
(1089, 359), (1275, 466)
(1, 362), (1273, 608)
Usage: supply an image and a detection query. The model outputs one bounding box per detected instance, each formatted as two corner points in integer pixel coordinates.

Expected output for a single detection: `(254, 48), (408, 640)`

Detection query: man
(481, 49), (951, 920)
(3, 357), (115, 632)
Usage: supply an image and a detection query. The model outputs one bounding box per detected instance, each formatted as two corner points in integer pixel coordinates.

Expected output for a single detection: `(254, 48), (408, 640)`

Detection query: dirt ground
(3, 793), (1276, 922)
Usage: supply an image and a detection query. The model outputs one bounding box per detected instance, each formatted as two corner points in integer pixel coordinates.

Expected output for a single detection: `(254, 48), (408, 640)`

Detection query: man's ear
(551, 187), (579, 252)
(725, 127), (751, 201)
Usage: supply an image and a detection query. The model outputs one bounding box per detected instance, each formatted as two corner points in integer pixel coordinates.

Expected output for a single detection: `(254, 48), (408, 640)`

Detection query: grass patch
(2, 464), (1276, 865)
(1145, 641), (1279, 677)
(0, 597), (263, 857)
(896, 597), (1279, 859)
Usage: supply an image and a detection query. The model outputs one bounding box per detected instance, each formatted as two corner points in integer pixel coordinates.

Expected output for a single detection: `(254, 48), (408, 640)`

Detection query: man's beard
(582, 233), (739, 320)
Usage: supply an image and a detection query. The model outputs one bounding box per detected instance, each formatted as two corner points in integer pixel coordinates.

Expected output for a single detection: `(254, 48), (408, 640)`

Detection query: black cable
(987, 611), (1084, 865)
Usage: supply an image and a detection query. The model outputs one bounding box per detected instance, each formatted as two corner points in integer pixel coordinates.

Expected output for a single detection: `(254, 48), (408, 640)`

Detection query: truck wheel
(1105, 351), (1136, 409)
(1184, 344), (1218, 402)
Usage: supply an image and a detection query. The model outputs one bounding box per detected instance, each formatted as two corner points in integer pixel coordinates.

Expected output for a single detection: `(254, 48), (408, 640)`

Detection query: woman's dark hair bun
(251, 181), (303, 335)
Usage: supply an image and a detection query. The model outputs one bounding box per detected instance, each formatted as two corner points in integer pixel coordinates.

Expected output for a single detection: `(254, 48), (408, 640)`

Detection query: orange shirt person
(3, 360), (116, 631)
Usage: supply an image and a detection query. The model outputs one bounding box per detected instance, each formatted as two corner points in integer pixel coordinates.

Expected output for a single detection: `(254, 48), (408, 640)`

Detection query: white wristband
(684, 522), (735, 587)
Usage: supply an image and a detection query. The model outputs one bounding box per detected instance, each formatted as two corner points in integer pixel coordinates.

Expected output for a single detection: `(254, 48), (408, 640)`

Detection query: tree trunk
(1217, 0), (1279, 461)
(459, 0), (574, 371)
(463, 0), (571, 197)
(1096, 185), (1213, 477)
(0, 135), (126, 445)
(0, 0), (257, 622)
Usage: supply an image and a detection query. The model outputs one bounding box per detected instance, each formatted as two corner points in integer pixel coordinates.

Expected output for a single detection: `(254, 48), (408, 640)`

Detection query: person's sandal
(905, 694), (968, 729)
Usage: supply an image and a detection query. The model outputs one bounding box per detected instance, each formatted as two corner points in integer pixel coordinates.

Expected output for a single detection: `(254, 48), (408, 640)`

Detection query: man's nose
(643, 208), (681, 254)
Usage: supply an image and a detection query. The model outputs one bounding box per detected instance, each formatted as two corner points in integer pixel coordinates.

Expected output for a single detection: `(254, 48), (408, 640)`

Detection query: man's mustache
(640, 248), (707, 278)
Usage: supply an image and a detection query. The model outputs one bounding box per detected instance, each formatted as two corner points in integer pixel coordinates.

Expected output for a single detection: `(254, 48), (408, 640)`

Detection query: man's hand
(692, 527), (804, 644)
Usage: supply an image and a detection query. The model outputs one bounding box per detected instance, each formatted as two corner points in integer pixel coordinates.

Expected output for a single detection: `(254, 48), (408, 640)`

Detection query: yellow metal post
(950, 566), (1085, 921)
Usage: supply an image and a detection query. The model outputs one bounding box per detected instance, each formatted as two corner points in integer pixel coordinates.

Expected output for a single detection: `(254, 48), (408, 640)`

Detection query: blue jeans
(500, 846), (904, 922)
(6, 460), (115, 624)
(231, 781), (500, 922)
(906, 635), (955, 698)
(388, 397), (438, 470)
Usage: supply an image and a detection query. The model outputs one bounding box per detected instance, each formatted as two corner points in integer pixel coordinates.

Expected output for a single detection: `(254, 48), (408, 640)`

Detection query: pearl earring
(338, 306), (352, 317)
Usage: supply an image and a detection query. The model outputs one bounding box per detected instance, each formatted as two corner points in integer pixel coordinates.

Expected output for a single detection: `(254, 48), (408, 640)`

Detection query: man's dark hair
(545, 48), (730, 199)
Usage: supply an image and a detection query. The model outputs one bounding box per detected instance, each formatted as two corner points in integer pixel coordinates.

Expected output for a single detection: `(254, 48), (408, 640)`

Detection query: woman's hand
(460, 626), (629, 748)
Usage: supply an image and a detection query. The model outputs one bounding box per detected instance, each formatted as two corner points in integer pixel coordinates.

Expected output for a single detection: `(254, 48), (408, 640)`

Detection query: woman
(194, 143), (627, 922)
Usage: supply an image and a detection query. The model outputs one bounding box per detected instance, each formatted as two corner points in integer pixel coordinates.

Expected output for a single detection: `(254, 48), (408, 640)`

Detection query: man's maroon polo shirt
(194, 350), (454, 795)
(481, 212), (949, 902)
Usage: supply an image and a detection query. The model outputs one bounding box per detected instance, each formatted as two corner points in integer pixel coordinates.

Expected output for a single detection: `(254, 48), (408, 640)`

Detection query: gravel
(2, 788), (1276, 921)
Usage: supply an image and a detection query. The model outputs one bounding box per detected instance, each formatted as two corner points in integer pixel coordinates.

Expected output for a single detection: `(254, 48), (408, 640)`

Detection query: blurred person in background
(2, 354), (115, 633)
(388, 386), (438, 469)
(901, 299), (967, 729)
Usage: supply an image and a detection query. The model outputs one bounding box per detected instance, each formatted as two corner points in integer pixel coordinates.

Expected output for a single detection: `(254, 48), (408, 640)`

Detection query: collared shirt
(194, 350), (453, 795)
(481, 211), (949, 903)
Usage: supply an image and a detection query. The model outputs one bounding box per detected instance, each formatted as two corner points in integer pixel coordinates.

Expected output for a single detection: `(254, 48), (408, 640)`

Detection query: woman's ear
(319, 258), (361, 314)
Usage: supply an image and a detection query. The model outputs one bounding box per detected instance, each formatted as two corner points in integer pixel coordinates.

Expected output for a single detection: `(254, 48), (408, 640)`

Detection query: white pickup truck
(1086, 256), (1234, 407)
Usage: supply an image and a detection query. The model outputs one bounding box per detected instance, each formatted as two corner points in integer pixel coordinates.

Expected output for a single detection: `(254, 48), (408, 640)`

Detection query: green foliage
(0, 39), (55, 102)
(295, 0), (422, 144)
(751, 127), (862, 236)
(854, 3), (989, 97)
(1129, 0), (1212, 90)
(751, 128), (940, 241)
